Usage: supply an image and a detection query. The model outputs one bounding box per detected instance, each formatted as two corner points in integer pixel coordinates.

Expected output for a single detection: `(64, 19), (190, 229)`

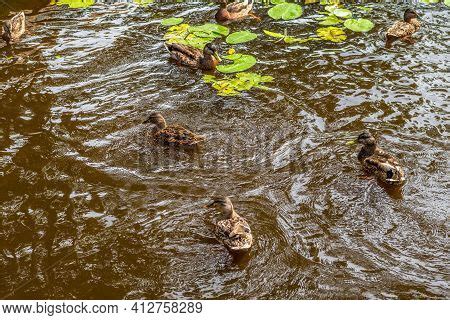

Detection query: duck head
(1, 22), (11, 45)
(143, 112), (167, 130)
(357, 131), (376, 146)
(404, 9), (419, 23)
(204, 42), (222, 62)
(206, 196), (236, 218)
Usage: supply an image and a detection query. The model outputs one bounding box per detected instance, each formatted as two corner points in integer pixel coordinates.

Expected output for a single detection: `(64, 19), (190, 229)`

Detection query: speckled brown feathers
(1, 12), (26, 45)
(155, 124), (204, 147)
(215, 0), (254, 23)
(385, 9), (420, 48)
(165, 42), (220, 71)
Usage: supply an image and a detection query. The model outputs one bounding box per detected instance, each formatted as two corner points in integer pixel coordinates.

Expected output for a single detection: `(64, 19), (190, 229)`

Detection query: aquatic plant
(203, 72), (273, 96)
(268, 3), (303, 20)
(316, 26), (346, 42)
(163, 23), (229, 50)
(226, 31), (258, 45)
(161, 17), (184, 27)
(263, 30), (319, 44)
(55, 0), (95, 8)
(216, 54), (257, 74)
(344, 18), (374, 32)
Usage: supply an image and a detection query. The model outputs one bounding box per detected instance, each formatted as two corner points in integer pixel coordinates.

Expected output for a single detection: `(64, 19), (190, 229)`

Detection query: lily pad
(263, 30), (286, 38)
(445, 0), (450, 7)
(318, 15), (342, 25)
(203, 72), (273, 96)
(161, 17), (184, 27)
(333, 8), (352, 18)
(56, 0), (95, 8)
(226, 31), (258, 45)
(268, 3), (303, 20)
(343, 18), (374, 32)
(189, 23), (229, 37)
(317, 26), (346, 42)
(216, 54), (257, 74)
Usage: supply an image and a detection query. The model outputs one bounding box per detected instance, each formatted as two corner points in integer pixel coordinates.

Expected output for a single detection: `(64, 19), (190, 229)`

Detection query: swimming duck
(165, 42), (221, 71)
(1, 12), (26, 45)
(143, 112), (204, 147)
(352, 131), (405, 185)
(206, 196), (253, 252)
(385, 9), (420, 48)
(215, 0), (256, 23)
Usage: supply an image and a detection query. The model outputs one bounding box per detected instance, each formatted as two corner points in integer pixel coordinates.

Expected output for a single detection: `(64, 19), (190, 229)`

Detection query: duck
(165, 42), (221, 71)
(206, 196), (253, 252)
(351, 131), (405, 185)
(385, 9), (420, 48)
(215, 0), (257, 23)
(143, 112), (204, 147)
(1, 12), (26, 45)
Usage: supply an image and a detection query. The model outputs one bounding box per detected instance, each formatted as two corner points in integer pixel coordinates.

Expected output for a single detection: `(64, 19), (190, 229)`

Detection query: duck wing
(165, 43), (202, 67)
(386, 21), (416, 38)
(363, 155), (405, 184)
(228, 0), (253, 13)
(156, 124), (204, 146)
(216, 217), (253, 251)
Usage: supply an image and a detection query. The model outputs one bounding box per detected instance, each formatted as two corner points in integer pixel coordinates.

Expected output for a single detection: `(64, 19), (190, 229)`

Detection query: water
(0, 0), (449, 299)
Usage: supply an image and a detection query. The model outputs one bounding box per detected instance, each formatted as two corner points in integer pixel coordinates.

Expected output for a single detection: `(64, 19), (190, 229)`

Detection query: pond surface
(0, 0), (449, 299)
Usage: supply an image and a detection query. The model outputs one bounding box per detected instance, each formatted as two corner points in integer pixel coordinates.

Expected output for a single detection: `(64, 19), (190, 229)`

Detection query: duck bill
(213, 52), (222, 62)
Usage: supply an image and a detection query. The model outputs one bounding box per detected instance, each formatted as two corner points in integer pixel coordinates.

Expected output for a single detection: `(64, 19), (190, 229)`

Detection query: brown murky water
(0, 0), (449, 299)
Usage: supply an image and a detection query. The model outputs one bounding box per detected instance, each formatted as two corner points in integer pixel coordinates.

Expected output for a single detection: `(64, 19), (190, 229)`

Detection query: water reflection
(1, 0), (449, 299)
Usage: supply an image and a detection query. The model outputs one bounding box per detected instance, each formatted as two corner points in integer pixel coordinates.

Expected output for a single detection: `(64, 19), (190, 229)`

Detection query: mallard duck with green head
(165, 42), (221, 71)
(1, 12), (26, 45)
(350, 131), (405, 185)
(143, 112), (204, 147)
(385, 9), (420, 48)
(206, 197), (253, 252)
(215, 0), (257, 23)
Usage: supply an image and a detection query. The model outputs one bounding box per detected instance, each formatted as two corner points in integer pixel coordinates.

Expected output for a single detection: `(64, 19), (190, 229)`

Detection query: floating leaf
(333, 8), (352, 18)
(226, 31), (258, 45)
(343, 18), (374, 32)
(270, 0), (286, 4)
(268, 3), (303, 21)
(164, 23), (226, 50)
(319, 15), (343, 25)
(445, 0), (450, 7)
(316, 26), (346, 42)
(263, 29), (286, 38)
(189, 23), (229, 37)
(203, 72), (273, 96)
(355, 5), (372, 12)
(228, 48), (236, 55)
(419, 0), (440, 3)
(216, 54), (257, 74)
(56, 0), (95, 8)
(161, 17), (184, 27)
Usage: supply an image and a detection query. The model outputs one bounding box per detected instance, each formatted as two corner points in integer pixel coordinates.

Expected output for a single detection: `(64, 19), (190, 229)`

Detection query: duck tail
(385, 34), (398, 49)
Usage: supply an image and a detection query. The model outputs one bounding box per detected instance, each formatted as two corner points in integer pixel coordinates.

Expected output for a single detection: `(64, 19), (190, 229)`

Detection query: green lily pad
(355, 6), (372, 12)
(270, 0), (286, 4)
(263, 30), (286, 38)
(445, 0), (450, 7)
(333, 8), (352, 18)
(343, 18), (374, 32)
(268, 3), (303, 21)
(317, 26), (346, 42)
(217, 54), (257, 74)
(226, 31), (258, 45)
(203, 72), (273, 96)
(161, 17), (184, 27)
(319, 15), (343, 26)
(189, 23), (229, 37)
(56, 0), (95, 8)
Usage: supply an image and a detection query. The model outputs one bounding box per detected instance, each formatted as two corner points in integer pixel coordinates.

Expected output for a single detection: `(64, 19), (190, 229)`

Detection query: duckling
(165, 42), (221, 71)
(385, 9), (420, 48)
(215, 0), (257, 24)
(354, 131), (405, 185)
(1, 12), (26, 45)
(143, 112), (204, 147)
(206, 197), (253, 252)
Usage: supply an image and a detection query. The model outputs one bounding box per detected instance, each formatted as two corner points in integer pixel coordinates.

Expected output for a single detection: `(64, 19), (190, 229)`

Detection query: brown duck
(215, 0), (256, 23)
(206, 197), (253, 252)
(385, 9), (420, 48)
(143, 113), (204, 147)
(351, 131), (405, 185)
(1, 12), (26, 45)
(165, 42), (221, 71)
